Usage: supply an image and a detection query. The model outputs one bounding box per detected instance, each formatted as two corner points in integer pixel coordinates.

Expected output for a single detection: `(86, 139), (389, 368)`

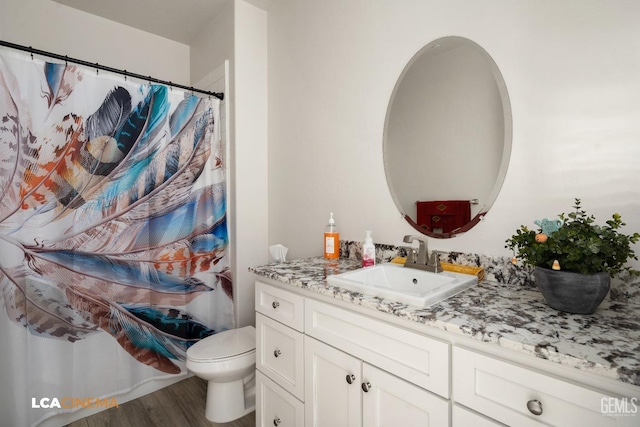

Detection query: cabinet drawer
(256, 281), (304, 331)
(305, 299), (450, 398)
(257, 313), (305, 400)
(256, 370), (304, 427)
(453, 346), (637, 427)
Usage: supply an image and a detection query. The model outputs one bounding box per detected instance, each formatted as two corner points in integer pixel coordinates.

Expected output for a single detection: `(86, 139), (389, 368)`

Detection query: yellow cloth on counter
(390, 257), (484, 281)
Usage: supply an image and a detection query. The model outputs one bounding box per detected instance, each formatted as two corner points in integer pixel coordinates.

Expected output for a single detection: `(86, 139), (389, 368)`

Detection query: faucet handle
(406, 248), (417, 264)
(428, 250), (443, 273)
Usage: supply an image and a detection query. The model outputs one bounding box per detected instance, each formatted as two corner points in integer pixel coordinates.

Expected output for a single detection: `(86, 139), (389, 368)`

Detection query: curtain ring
(29, 46), (33, 60)
(123, 70), (127, 81)
(95, 63), (99, 75)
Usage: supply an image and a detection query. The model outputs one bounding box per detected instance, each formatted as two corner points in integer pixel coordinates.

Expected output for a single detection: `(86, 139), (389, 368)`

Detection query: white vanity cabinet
(255, 278), (640, 427)
(255, 281), (451, 427)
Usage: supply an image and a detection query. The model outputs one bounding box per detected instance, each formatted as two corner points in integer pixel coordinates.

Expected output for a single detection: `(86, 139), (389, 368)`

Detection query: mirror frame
(383, 36), (512, 238)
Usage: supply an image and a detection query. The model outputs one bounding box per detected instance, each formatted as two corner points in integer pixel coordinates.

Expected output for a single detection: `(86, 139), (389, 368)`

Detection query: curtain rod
(0, 40), (224, 100)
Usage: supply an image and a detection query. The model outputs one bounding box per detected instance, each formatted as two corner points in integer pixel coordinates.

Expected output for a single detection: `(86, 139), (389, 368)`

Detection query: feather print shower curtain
(0, 51), (234, 426)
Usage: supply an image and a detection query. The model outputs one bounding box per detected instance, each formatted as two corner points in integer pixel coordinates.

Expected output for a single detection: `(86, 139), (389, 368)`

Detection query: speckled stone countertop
(249, 256), (640, 388)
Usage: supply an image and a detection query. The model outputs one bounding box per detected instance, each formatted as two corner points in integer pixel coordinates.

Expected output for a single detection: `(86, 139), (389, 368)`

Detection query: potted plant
(505, 199), (640, 314)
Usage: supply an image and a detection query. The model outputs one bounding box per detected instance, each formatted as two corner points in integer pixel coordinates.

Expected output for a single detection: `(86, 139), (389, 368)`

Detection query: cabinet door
(452, 404), (506, 427)
(257, 370), (304, 427)
(304, 336), (361, 427)
(362, 363), (450, 427)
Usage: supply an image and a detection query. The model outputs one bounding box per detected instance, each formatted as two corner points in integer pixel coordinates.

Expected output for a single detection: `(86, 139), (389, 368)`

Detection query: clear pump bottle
(362, 230), (375, 267)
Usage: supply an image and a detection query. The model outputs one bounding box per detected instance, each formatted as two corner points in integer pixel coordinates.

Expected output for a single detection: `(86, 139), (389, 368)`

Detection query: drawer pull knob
(273, 417), (281, 426)
(527, 399), (543, 415)
(346, 374), (356, 384)
(361, 382), (372, 392)
(272, 301), (280, 309)
(274, 348), (282, 358)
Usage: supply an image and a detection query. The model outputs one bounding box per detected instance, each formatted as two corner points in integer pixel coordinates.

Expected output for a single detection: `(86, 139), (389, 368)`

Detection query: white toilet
(186, 325), (256, 423)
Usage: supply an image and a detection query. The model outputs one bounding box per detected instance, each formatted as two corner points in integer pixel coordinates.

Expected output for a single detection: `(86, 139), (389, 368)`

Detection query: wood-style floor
(65, 376), (255, 427)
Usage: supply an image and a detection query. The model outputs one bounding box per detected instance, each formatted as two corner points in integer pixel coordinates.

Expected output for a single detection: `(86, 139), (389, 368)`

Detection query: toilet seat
(187, 325), (256, 362)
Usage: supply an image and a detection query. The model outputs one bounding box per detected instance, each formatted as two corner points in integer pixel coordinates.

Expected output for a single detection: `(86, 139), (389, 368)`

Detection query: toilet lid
(187, 325), (255, 361)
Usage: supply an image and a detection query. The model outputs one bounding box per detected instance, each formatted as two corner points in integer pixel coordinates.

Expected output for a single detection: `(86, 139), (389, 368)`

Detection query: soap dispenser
(324, 212), (340, 259)
(362, 230), (375, 267)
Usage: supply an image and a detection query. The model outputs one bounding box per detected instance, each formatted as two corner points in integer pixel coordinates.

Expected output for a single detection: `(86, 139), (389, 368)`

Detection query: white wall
(267, 0), (640, 269)
(191, 0), (269, 329)
(190, 0), (234, 86)
(234, 0), (268, 327)
(190, 0), (268, 328)
(0, 0), (190, 84)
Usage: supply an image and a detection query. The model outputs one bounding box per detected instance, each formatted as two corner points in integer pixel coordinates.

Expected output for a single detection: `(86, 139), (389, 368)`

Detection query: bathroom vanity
(251, 257), (640, 427)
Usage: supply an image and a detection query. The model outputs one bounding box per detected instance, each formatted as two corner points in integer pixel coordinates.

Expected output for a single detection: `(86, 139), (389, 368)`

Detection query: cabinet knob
(272, 301), (280, 309)
(274, 348), (282, 358)
(527, 399), (543, 416)
(273, 417), (281, 426)
(361, 382), (372, 392)
(346, 374), (356, 384)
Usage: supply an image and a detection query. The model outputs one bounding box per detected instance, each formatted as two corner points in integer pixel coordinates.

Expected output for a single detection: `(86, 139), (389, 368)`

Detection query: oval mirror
(383, 36), (512, 238)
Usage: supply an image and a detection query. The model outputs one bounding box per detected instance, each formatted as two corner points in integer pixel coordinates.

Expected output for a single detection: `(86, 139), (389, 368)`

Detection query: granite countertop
(249, 257), (640, 388)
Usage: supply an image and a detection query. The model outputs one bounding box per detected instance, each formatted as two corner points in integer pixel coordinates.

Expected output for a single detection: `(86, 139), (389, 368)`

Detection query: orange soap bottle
(324, 212), (340, 259)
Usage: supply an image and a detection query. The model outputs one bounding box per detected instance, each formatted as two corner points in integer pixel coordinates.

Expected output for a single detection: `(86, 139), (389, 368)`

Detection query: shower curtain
(0, 51), (234, 427)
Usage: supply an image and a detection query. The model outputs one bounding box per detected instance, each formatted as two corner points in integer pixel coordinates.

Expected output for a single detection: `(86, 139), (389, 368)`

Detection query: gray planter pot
(534, 267), (611, 314)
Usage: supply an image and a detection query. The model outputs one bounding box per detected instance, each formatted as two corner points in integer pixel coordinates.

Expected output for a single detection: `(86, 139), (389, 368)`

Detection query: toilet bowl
(186, 325), (256, 423)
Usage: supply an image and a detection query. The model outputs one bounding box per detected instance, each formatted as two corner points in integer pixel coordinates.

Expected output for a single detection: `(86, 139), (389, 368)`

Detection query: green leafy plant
(505, 199), (640, 276)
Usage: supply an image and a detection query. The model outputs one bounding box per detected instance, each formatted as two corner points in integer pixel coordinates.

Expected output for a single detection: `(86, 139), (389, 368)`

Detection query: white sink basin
(326, 263), (477, 307)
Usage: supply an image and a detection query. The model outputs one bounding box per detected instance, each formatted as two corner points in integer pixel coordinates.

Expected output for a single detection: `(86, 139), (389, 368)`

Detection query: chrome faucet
(402, 235), (443, 273)
(403, 235), (428, 265)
